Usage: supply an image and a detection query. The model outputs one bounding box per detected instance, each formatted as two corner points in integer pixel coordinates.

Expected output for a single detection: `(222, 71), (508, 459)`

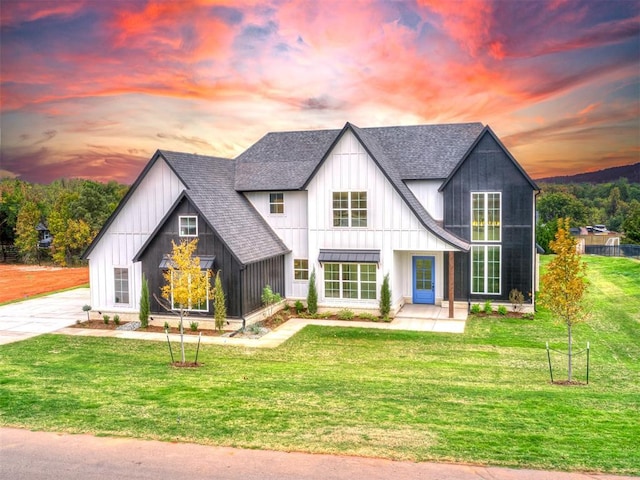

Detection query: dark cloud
(33, 129), (57, 145)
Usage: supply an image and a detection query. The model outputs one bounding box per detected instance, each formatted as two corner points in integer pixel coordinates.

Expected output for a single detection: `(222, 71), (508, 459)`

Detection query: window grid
(294, 259), (309, 280)
(471, 245), (501, 294)
(332, 191), (367, 228)
(170, 271), (209, 312)
(323, 263), (377, 300)
(471, 192), (501, 242)
(179, 216), (198, 237)
(114, 268), (129, 304)
(269, 192), (284, 214)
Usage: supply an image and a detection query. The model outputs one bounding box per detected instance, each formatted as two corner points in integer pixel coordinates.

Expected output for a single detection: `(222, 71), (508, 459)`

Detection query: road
(1, 428), (636, 480)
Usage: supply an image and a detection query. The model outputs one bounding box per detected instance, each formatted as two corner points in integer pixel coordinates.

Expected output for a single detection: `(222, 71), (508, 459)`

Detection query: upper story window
(179, 215), (198, 237)
(333, 191), (367, 227)
(269, 192), (284, 214)
(471, 192), (501, 242)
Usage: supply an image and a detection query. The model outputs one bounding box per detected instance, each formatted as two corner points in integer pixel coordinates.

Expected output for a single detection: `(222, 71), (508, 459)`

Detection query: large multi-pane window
(179, 215), (198, 237)
(114, 268), (129, 304)
(269, 192), (284, 214)
(471, 192), (501, 241)
(332, 191), (367, 227)
(471, 245), (501, 294)
(324, 263), (377, 300)
(294, 259), (309, 280)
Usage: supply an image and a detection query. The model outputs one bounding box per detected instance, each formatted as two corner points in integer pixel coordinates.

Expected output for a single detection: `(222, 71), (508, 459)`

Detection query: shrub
(358, 312), (379, 322)
(262, 285), (282, 317)
(379, 273), (391, 319)
(307, 268), (318, 314)
(82, 304), (91, 321)
(483, 301), (493, 314)
(338, 309), (354, 320)
(102, 314), (110, 325)
(470, 304), (481, 314)
(189, 321), (199, 331)
(319, 311), (333, 319)
(213, 271), (227, 331)
(497, 305), (508, 316)
(509, 288), (524, 312)
(139, 274), (150, 327)
(272, 314), (284, 326)
(294, 300), (304, 314)
(163, 321), (170, 331)
(113, 314), (121, 326)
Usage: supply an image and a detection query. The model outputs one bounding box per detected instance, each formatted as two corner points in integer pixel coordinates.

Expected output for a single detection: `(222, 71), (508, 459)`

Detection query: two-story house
(83, 122), (539, 320)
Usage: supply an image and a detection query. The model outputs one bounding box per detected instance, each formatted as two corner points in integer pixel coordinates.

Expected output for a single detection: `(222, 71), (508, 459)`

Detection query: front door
(413, 256), (435, 304)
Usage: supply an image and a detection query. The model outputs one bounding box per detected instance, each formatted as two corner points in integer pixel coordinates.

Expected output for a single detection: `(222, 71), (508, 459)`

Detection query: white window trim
(323, 263), (377, 300)
(170, 270), (209, 312)
(471, 245), (502, 295)
(293, 258), (309, 281)
(179, 215), (198, 237)
(269, 192), (285, 215)
(471, 192), (501, 243)
(332, 191), (368, 228)
(113, 267), (130, 305)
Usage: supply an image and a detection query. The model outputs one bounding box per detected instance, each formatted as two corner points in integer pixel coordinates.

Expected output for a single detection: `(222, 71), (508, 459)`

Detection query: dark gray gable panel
(318, 249), (380, 264)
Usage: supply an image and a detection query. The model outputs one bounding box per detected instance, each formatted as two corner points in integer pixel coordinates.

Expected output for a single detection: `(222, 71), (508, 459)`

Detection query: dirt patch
(0, 264), (89, 303)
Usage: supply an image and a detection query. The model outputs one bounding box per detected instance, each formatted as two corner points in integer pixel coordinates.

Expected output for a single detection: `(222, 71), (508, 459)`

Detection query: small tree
(307, 267), (318, 314)
(379, 273), (391, 319)
(161, 239), (212, 363)
(261, 285), (282, 317)
(213, 270), (227, 331)
(15, 201), (41, 263)
(539, 218), (589, 382)
(139, 274), (150, 328)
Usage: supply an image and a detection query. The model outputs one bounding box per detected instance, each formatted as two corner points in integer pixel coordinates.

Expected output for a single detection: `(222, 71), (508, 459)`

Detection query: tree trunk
(567, 322), (572, 382)
(179, 312), (185, 363)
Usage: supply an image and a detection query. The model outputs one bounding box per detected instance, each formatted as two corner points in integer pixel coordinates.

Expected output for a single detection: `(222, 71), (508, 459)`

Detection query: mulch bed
(72, 320), (225, 337)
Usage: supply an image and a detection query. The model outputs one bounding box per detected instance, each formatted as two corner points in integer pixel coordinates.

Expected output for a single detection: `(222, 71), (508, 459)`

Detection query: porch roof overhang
(159, 255), (215, 270)
(318, 249), (380, 264)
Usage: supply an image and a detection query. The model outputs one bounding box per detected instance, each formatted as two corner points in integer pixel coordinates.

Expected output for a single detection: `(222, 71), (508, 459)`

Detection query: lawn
(1, 256), (639, 475)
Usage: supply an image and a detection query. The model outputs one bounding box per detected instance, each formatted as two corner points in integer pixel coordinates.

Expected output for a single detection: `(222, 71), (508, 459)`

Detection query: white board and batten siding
(87, 158), (185, 312)
(405, 180), (444, 221)
(306, 130), (454, 307)
(244, 191), (309, 298)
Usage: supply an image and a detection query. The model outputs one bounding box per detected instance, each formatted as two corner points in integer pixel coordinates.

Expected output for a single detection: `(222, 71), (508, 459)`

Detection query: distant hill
(537, 163), (640, 184)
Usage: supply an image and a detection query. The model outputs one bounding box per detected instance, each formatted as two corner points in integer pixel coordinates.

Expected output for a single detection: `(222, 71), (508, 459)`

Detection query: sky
(1, 0), (638, 185)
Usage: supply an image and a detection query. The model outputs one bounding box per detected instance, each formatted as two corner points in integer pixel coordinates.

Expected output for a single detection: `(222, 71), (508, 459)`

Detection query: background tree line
(536, 178), (640, 252)
(0, 178), (128, 265)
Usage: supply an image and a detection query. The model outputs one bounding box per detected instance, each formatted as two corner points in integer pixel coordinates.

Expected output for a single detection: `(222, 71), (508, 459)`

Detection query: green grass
(1, 256), (639, 474)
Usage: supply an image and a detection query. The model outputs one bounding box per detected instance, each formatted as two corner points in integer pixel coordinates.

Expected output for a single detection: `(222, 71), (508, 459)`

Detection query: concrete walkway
(0, 289), (467, 347)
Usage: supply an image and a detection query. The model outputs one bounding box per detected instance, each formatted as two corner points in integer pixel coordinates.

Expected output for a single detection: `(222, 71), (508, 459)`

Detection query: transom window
(294, 259), (309, 280)
(333, 191), (367, 227)
(324, 263), (376, 300)
(179, 216), (198, 237)
(114, 268), (129, 304)
(472, 192), (501, 242)
(472, 245), (501, 294)
(269, 192), (284, 214)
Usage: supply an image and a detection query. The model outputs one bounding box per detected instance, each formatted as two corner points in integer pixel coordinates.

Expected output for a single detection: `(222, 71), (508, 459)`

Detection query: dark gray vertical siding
(443, 132), (534, 303)
(241, 255), (285, 315)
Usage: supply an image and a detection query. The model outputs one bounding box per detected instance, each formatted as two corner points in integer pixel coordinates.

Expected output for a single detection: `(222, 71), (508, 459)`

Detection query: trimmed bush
(379, 273), (391, 319)
(139, 274), (150, 328)
(307, 268), (318, 314)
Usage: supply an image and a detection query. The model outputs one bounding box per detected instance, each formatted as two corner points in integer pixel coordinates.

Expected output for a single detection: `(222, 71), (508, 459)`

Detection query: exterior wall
(244, 191), (308, 298)
(87, 158), (184, 312)
(305, 130), (455, 309)
(405, 180), (445, 221)
(241, 255), (286, 315)
(442, 132), (536, 303)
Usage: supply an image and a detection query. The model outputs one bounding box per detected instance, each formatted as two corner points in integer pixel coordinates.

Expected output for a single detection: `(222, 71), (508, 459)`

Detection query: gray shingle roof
(160, 150), (290, 265)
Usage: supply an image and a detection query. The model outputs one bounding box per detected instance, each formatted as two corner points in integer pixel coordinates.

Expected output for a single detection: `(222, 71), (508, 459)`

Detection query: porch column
(448, 250), (454, 318)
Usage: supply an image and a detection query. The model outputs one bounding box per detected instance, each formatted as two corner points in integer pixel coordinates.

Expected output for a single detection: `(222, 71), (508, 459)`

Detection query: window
(294, 259), (308, 280)
(269, 192), (284, 214)
(471, 192), (501, 242)
(179, 216), (198, 237)
(114, 268), (129, 304)
(170, 270), (209, 312)
(471, 245), (501, 294)
(332, 191), (367, 227)
(324, 263), (377, 300)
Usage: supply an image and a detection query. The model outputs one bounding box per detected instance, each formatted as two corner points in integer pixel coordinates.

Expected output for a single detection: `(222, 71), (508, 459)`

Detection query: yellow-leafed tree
(539, 218), (589, 382)
(161, 239), (212, 363)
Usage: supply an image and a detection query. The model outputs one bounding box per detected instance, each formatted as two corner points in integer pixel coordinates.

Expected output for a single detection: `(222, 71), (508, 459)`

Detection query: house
(83, 122), (539, 319)
(36, 221), (52, 248)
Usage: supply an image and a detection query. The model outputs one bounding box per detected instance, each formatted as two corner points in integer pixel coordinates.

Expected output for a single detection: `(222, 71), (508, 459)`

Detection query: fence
(585, 244), (640, 258)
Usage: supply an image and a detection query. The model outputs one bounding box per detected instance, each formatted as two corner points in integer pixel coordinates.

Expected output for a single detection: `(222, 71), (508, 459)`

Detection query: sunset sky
(1, 0), (638, 185)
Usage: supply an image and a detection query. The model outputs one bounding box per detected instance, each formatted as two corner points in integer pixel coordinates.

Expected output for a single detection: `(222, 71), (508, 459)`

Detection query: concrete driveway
(0, 288), (90, 345)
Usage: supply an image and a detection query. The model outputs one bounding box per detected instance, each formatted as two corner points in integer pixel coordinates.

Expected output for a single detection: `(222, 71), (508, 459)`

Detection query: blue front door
(413, 256), (435, 304)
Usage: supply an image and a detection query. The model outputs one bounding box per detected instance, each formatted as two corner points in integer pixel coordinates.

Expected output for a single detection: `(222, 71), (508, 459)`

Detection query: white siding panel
(405, 180), (445, 221)
(87, 158), (184, 312)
